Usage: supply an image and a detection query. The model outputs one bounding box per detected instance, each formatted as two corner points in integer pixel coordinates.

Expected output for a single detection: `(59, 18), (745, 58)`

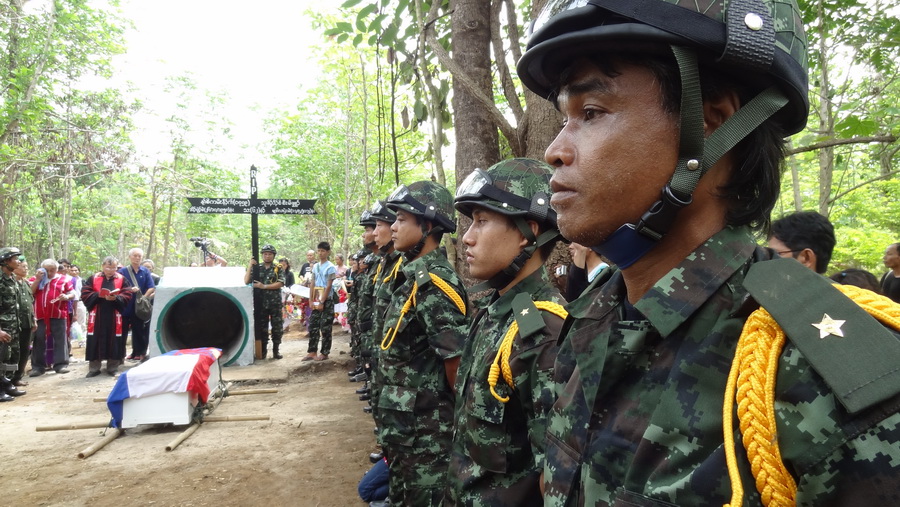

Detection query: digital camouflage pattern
(0, 271), (21, 372)
(15, 275), (35, 378)
(543, 226), (900, 506)
(253, 262), (285, 346)
(370, 250), (405, 444)
(446, 267), (565, 506)
(455, 158), (556, 222)
(377, 248), (469, 506)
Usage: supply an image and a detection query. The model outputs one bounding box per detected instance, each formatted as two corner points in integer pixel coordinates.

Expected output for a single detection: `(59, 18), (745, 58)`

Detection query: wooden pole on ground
(77, 428), (122, 459)
(228, 389), (279, 396)
(166, 422), (201, 451)
(37, 422), (110, 432)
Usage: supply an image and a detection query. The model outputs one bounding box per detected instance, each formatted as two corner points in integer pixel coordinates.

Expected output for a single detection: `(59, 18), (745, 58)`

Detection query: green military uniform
(446, 267), (565, 506)
(13, 275), (35, 383)
(355, 255), (377, 356)
(541, 227), (900, 505)
(253, 262), (285, 354)
(0, 270), (21, 377)
(378, 248), (469, 506)
(369, 251), (404, 419)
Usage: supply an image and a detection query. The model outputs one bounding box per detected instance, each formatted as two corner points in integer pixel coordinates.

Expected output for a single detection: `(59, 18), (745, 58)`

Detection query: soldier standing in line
(518, 0), (900, 504)
(0, 247), (27, 401)
(244, 244), (285, 360)
(445, 159), (566, 505)
(12, 256), (36, 386)
(379, 181), (469, 506)
(351, 210), (378, 382)
(367, 200), (403, 442)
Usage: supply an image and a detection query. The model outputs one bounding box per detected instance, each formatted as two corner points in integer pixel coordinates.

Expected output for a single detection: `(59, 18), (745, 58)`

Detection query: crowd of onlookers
(0, 248), (162, 399)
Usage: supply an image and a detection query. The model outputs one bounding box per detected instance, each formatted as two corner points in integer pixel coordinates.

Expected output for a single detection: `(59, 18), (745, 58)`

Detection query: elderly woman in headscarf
(81, 256), (132, 377)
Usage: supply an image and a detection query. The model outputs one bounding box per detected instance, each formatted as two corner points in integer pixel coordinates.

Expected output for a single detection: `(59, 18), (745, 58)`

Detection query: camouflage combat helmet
(386, 180), (456, 233)
(0, 247), (22, 263)
(261, 244), (277, 255)
(455, 158), (558, 228)
(369, 200), (396, 223)
(359, 210), (376, 228)
(518, 0), (810, 268)
(456, 159), (564, 291)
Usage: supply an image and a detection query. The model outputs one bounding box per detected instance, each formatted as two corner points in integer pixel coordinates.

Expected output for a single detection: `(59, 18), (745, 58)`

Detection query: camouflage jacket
(372, 250), (405, 344)
(543, 226), (900, 506)
(0, 272), (20, 331)
(16, 277), (34, 330)
(356, 260), (378, 352)
(376, 248), (469, 454)
(446, 267), (565, 506)
(255, 262), (285, 309)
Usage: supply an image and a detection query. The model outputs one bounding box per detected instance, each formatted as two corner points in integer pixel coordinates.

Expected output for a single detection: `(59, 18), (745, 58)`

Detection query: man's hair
(890, 243), (900, 255)
(102, 255), (118, 267)
(128, 247), (144, 257)
(556, 54), (786, 233)
(57, 258), (70, 265)
(41, 258), (59, 269)
(830, 268), (882, 294)
(317, 241), (331, 252)
(770, 211), (836, 273)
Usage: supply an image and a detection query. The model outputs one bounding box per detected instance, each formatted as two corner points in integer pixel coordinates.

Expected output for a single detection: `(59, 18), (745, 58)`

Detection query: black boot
(272, 344), (283, 360)
(2, 377), (24, 397)
(261, 342), (268, 359)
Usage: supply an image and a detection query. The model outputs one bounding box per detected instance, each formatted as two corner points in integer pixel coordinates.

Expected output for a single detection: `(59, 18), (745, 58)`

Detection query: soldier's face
(462, 207), (526, 280)
(545, 59), (679, 245)
(262, 251), (275, 264)
(374, 220), (393, 248)
(391, 210), (424, 252)
(362, 226), (375, 246)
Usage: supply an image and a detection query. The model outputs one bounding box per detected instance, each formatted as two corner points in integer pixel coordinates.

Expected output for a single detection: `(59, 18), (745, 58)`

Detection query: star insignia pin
(812, 313), (845, 339)
(520, 308), (529, 316)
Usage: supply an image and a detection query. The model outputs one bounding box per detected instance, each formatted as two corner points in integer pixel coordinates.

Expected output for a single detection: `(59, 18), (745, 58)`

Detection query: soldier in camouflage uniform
(12, 256), (36, 386)
(445, 159), (566, 506)
(346, 250), (365, 365)
(379, 181), (469, 506)
(353, 209), (379, 380)
(518, 0), (900, 504)
(244, 244), (285, 359)
(368, 200), (403, 430)
(0, 247), (27, 401)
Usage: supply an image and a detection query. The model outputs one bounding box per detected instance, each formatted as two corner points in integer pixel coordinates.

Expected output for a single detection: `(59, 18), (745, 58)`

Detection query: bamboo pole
(165, 422), (201, 452)
(203, 415), (270, 422)
(77, 428), (122, 459)
(37, 421), (110, 432)
(227, 389), (279, 396)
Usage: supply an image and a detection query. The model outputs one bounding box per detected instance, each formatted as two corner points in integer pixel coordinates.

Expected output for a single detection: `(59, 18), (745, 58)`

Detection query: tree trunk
(815, 0), (834, 215)
(450, 0), (498, 275)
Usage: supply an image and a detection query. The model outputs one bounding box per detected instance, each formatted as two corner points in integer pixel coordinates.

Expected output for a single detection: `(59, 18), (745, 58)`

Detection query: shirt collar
(633, 226), (756, 337)
(486, 267), (552, 319)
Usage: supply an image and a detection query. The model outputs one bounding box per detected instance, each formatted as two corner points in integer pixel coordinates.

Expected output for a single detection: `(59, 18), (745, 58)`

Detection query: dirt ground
(2, 321), (378, 507)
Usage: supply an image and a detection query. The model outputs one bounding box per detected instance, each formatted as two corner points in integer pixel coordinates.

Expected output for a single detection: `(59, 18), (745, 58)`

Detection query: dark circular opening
(160, 291), (245, 352)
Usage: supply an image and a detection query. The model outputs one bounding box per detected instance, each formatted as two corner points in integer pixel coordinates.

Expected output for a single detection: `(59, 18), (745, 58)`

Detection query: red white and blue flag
(107, 348), (222, 428)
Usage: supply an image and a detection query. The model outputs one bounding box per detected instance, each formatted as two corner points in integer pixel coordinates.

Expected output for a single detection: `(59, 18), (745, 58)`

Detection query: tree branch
(787, 135), (897, 155)
(423, 10), (522, 155)
(490, 0), (524, 124)
(828, 168), (900, 203)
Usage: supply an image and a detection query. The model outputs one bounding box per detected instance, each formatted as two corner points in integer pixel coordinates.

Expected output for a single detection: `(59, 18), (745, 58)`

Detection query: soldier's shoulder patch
(511, 292), (547, 341)
(745, 258), (900, 414)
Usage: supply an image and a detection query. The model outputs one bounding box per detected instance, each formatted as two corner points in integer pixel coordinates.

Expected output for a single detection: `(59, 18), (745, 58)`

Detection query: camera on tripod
(191, 237), (211, 248)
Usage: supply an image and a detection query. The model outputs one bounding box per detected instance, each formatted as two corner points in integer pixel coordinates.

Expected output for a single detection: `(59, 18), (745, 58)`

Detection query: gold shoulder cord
(723, 285), (900, 507)
(380, 273), (466, 351)
(489, 301), (568, 403)
(383, 257), (403, 284)
(371, 261), (383, 284)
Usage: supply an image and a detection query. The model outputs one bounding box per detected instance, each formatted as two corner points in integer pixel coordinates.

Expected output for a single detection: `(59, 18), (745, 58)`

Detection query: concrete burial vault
(149, 267), (254, 366)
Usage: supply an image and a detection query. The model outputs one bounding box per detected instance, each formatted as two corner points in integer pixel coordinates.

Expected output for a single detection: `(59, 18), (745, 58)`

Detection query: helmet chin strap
(468, 220), (560, 293)
(379, 240), (394, 254)
(594, 46), (787, 269)
(404, 222), (445, 261)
